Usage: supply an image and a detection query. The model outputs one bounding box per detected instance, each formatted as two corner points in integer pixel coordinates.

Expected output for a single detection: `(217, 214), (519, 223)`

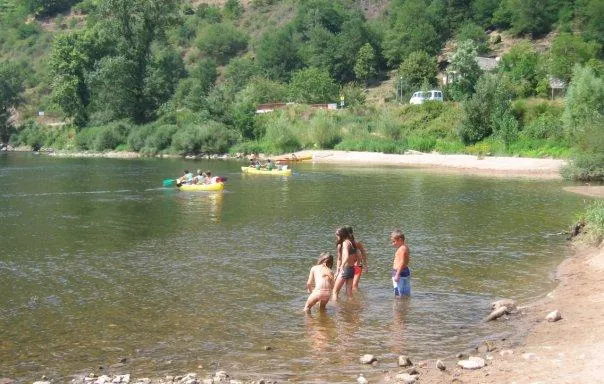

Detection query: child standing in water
(332, 227), (358, 300)
(304, 252), (335, 313)
(391, 229), (411, 297)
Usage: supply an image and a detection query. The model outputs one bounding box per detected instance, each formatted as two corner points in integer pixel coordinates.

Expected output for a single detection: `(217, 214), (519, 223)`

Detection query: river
(0, 152), (587, 383)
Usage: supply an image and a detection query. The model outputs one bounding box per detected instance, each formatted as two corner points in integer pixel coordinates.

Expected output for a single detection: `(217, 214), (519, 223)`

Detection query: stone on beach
(457, 356), (486, 370)
(546, 309), (562, 322)
(397, 355), (412, 367)
(491, 298), (517, 311)
(486, 306), (509, 321)
(360, 354), (377, 364)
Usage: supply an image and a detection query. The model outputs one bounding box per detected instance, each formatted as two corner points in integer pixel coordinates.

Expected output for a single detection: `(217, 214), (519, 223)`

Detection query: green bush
(308, 111), (341, 148)
(405, 135), (436, 152)
(171, 121), (238, 155)
(562, 152), (604, 182)
(75, 121), (131, 151)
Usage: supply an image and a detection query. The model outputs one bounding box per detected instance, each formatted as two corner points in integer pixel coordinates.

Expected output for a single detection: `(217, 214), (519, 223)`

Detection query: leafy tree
(0, 61), (24, 144)
(232, 77), (287, 139)
(196, 22), (248, 65)
(493, 0), (564, 37)
(256, 25), (302, 82)
(457, 73), (516, 145)
(223, 57), (261, 90)
(25, 0), (80, 17)
(397, 50), (438, 94)
(49, 28), (107, 127)
(562, 65), (604, 148)
(85, 0), (182, 124)
(354, 43), (377, 84)
(456, 21), (489, 54)
(382, 0), (441, 66)
(547, 33), (599, 83)
(499, 41), (542, 97)
(576, 0), (604, 56)
(288, 67), (339, 104)
(562, 65), (604, 181)
(447, 40), (482, 100)
(470, 0), (500, 27)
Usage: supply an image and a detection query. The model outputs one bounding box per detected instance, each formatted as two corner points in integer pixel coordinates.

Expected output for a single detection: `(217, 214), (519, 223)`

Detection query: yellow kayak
(178, 182), (225, 191)
(274, 154), (312, 162)
(241, 166), (292, 176)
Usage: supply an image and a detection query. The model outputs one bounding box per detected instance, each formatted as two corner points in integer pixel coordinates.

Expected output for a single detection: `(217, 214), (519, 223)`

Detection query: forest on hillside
(0, 0), (602, 180)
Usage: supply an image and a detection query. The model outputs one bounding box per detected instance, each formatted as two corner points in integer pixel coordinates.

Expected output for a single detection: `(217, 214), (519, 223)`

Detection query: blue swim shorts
(340, 266), (355, 280)
(392, 268), (411, 296)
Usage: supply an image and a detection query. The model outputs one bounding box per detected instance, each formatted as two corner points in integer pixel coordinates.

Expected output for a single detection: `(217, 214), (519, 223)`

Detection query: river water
(0, 152), (588, 383)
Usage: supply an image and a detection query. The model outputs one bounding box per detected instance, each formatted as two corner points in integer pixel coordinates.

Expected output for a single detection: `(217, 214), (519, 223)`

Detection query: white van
(409, 90), (443, 104)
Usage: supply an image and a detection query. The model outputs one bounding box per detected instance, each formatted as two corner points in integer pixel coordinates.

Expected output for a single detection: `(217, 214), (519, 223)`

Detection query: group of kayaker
(249, 155), (281, 170)
(303, 227), (411, 314)
(177, 169), (220, 186)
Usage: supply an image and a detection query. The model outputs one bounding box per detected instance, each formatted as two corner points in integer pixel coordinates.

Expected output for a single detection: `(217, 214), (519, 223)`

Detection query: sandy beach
(299, 150), (567, 179)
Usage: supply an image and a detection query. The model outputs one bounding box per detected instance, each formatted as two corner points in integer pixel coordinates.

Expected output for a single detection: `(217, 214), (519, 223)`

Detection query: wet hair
(390, 228), (405, 242)
(335, 227), (350, 245)
(345, 226), (355, 241)
(317, 252), (333, 268)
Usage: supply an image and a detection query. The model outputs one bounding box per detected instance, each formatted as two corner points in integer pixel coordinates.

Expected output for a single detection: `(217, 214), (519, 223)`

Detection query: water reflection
(390, 299), (410, 355)
(304, 311), (337, 358)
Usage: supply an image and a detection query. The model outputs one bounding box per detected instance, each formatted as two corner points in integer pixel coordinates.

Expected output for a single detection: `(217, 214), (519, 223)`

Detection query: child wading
(391, 229), (411, 297)
(304, 252), (335, 313)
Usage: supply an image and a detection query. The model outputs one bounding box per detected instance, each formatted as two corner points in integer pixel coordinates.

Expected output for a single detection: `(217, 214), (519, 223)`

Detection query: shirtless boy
(391, 229), (411, 297)
(304, 252), (335, 313)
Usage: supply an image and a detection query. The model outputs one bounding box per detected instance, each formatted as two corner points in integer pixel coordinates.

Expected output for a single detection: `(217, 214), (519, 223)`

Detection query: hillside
(0, 0), (602, 181)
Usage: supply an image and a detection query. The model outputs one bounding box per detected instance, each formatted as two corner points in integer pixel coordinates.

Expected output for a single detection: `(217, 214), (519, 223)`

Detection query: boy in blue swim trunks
(390, 229), (411, 297)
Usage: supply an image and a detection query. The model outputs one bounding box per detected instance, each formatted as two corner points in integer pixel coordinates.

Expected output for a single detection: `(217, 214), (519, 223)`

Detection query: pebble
(546, 310), (562, 322)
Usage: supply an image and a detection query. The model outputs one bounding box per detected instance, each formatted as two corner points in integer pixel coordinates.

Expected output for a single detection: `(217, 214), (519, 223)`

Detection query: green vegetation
(0, 0), (602, 180)
(575, 200), (604, 246)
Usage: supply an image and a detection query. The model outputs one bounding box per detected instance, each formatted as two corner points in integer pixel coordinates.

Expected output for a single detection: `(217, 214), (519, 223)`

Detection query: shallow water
(0, 153), (589, 383)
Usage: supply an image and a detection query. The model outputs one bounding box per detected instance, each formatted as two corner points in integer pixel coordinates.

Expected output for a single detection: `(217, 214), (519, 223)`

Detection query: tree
(382, 0), (441, 66)
(49, 29), (105, 127)
(397, 50), (438, 94)
(0, 61), (24, 144)
(447, 40), (483, 100)
(25, 0), (79, 17)
(562, 65), (604, 181)
(288, 67), (339, 104)
(354, 43), (377, 84)
(547, 33), (599, 83)
(498, 41), (542, 97)
(84, 0), (182, 124)
(256, 25), (302, 82)
(457, 73), (516, 145)
(493, 0), (564, 37)
(196, 22), (249, 65)
(456, 21), (489, 54)
(223, 0), (243, 20)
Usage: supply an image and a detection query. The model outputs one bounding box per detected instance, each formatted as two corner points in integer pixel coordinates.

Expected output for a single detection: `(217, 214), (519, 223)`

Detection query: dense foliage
(0, 0), (602, 179)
